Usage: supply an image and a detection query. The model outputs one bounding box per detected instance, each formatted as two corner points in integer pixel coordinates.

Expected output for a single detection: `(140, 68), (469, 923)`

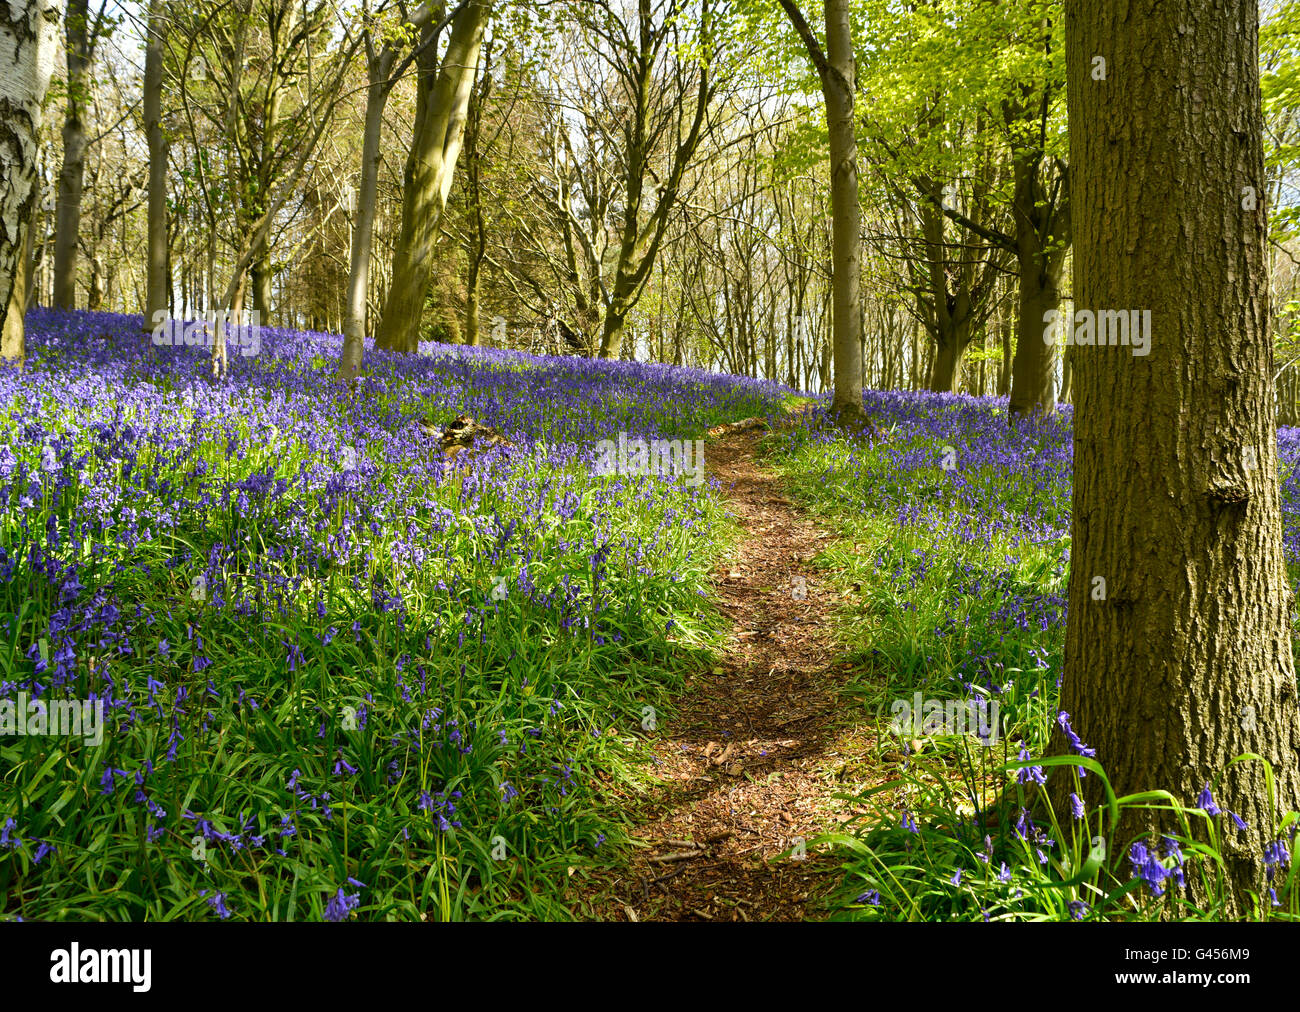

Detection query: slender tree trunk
(822, 0), (866, 424)
(999, 294), (1013, 395)
(251, 241), (272, 321)
(87, 251), (103, 309)
(0, 0), (63, 364)
(1058, 0), (1300, 916)
(52, 0), (90, 310)
(779, 0), (873, 430)
(463, 45), (491, 349)
(23, 216), (42, 313)
(338, 45), (390, 378)
(465, 262), (481, 347)
(374, 2), (486, 354)
(250, 75), (283, 323)
(1058, 340), (1073, 403)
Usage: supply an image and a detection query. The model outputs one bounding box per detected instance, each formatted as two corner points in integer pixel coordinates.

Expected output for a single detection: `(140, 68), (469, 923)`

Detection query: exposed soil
(585, 422), (874, 921)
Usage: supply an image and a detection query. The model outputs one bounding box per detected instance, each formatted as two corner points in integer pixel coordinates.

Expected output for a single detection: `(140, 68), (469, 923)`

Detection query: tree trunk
(822, 0), (866, 423)
(779, 0), (873, 431)
(1008, 264), (1062, 414)
(1058, 0), (1300, 917)
(251, 241), (272, 321)
(51, 0), (90, 310)
(928, 329), (965, 393)
(462, 45), (491, 349)
(374, 2), (486, 354)
(145, 1), (169, 330)
(465, 262), (481, 347)
(1058, 340), (1073, 403)
(249, 59), (284, 325)
(1, 200), (35, 363)
(338, 43), (392, 379)
(87, 251), (103, 310)
(1007, 136), (1070, 417)
(999, 296), (1013, 395)
(0, 0), (63, 364)
(598, 307), (628, 362)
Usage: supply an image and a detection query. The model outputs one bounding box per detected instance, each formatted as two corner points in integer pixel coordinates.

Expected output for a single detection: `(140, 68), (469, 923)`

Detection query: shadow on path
(586, 423), (883, 921)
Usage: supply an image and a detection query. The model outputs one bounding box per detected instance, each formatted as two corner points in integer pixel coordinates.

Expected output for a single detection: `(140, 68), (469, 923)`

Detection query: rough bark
(1, 197), (33, 362)
(1058, 0), (1300, 917)
(0, 0), (63, 364)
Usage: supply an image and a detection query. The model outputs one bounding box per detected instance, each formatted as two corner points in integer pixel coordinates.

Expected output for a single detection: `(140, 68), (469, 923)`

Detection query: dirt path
(588, 426), (866, 921)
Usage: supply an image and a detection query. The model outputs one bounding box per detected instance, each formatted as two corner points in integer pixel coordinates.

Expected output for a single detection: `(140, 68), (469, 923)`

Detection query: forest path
(586, 421), (871, 921)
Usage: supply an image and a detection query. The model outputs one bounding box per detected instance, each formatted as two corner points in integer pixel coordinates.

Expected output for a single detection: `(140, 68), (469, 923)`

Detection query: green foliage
(0, 325), (788, 921)
(768, 400), (1300, 921)
(1263, 0), (1300, 242)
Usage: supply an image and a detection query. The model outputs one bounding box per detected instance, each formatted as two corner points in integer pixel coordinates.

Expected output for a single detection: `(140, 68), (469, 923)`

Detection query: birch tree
(0, 0), (64, 365)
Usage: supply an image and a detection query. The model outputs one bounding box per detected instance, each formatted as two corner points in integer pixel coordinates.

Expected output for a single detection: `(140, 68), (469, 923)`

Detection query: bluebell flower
(1016, 744), (1046, 787)
(323, 886), (360, 922)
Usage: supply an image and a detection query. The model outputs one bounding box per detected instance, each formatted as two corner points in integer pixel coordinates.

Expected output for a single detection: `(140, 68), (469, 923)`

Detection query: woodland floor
(584, 422), (884, 921)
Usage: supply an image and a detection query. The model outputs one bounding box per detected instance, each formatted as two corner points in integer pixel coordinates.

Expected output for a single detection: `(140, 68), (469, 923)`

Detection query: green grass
(764, 398), (1300, 921)
(0, 321), (785, 921)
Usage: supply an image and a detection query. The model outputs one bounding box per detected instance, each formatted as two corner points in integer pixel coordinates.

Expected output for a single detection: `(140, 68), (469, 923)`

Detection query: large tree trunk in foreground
(0, 0), (63, 364)
(1058, 0), (1300, 917)
(143, 0), (169, 331)
(374, 2), (486, 355)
